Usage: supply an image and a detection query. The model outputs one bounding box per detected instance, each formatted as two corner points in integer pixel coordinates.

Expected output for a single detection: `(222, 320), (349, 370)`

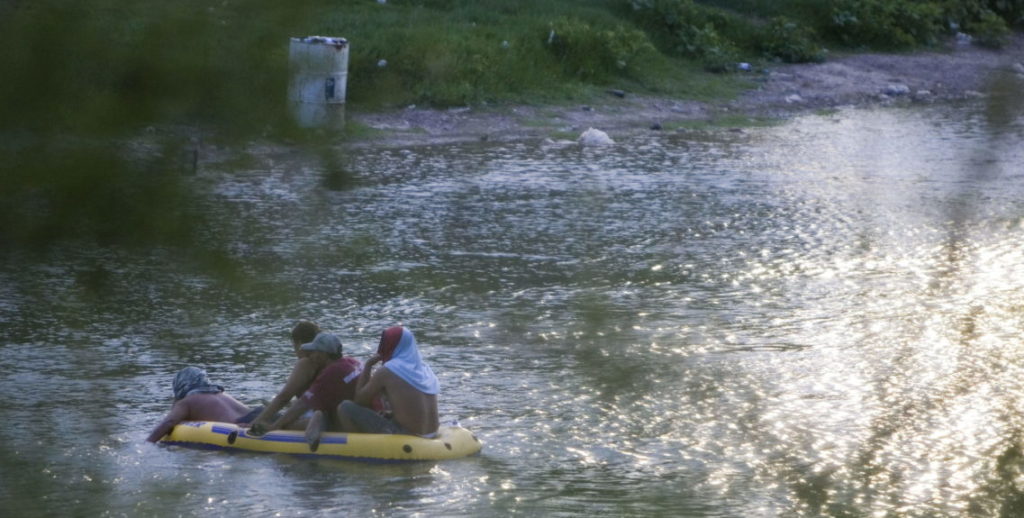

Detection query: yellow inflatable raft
(161, 421), (482, 462)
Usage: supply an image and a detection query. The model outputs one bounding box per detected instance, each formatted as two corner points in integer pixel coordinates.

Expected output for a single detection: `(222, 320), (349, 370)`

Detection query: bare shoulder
(376, 365), (399, 382)
(294, 356), (317, 371)
(292, 357), (319, 377)
(370, 366), (403, 392)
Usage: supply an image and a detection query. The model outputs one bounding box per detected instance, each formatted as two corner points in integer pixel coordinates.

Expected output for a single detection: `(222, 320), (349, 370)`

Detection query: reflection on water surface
(1, 98), (1023, 516)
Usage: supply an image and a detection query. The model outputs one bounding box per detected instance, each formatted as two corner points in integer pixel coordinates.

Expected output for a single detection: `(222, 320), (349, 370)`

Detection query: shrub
(985, 0), (1024, 27)
(545, 18), (657, 81)
(939, 0), (1020, 44)
(759, 16), (826, 63)
(968, 8), (1012, 47)
(628, 0), (741, 72)
(680, 23), (742, 72)
(830, 0), (946, 49)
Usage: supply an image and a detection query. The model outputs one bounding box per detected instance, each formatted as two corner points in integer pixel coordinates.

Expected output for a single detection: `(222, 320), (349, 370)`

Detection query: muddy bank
(347, 35), (1024, 148)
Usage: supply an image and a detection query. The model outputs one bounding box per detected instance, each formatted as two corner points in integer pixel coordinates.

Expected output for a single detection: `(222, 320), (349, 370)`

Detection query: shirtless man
(247, 320), (321, 435)
(147, 366), (255, 443)
(338, 326), (440, 438)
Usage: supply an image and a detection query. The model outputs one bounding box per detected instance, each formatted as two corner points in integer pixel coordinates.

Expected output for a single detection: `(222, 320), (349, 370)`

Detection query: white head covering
(378, 327), (439, 395)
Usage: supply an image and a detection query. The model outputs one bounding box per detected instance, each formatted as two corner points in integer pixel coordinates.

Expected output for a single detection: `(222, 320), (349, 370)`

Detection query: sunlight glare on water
(1, 98), (1023, 516)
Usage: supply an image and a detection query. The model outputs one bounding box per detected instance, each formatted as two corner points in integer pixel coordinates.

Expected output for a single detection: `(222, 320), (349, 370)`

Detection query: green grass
(3, 0), (1018, 137)
(1, 0), (774, 140)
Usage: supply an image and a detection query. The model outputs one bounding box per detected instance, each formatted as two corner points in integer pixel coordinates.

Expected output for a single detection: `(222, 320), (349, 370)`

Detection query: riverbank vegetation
(1, 0), (1022, 248)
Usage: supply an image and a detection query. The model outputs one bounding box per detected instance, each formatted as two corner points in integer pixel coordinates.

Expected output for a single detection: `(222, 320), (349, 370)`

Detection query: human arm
(352, 355), (386, 407)
(248, 358), (318, 430)
(249, 397), (311, 437)
(146, 400), (190, 443)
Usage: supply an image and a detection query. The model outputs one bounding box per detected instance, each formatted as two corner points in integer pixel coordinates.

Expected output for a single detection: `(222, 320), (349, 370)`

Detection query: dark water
(2, 95), (1023, 516)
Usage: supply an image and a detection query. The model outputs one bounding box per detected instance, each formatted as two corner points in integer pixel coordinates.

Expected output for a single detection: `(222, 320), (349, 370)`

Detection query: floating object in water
(578, 127), (614, 146)
(160, 421), (482, 462)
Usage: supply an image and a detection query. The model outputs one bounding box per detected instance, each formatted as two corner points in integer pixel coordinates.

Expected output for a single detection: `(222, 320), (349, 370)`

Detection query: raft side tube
(161, 421), (482, 462)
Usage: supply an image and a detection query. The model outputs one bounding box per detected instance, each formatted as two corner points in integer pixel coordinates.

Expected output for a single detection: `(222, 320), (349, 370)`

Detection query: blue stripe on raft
(257, 433), (306, 443)
(161, 441), (415, 464)
(239, 432), (348, 445)
(205, 425), (348, 446)
(162, 441), (233, 452)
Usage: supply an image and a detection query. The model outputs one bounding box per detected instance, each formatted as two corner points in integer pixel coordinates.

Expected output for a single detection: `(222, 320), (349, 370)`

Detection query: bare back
(183, 393), (251, 422)
(148, 392), (251, 442)
(378, 367), (439, 436)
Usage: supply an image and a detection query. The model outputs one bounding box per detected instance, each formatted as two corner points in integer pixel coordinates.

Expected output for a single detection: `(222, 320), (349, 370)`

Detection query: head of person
(375, 326), (439, 395)
(291, 320), (320, 357)
(377, 326), (416, 363)
(172, 366), (224, 400)
(299, 332), (343, 365)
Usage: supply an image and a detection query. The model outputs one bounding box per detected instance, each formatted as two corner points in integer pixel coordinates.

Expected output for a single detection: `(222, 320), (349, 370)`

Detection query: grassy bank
(1, 0), (1021, 247)
(3, 0), (1021, 134)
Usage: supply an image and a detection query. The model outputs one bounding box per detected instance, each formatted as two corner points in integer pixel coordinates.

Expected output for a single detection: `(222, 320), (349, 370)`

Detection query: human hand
(248, 421), (266, 437)
(367, 353), (382, 366)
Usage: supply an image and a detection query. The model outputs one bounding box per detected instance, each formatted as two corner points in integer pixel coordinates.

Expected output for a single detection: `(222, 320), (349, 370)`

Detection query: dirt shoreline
(347, 35), (1024, 148)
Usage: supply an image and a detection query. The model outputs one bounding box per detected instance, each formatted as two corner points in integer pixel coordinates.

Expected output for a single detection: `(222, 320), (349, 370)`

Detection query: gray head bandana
(172, 366), (224, 400)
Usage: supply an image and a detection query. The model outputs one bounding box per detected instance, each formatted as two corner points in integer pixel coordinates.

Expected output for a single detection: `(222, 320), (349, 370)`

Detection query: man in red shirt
(249, 332), (362, 451)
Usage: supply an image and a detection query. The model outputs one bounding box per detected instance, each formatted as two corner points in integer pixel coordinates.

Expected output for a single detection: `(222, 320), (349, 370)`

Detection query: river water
(2, 94), (1023, 516)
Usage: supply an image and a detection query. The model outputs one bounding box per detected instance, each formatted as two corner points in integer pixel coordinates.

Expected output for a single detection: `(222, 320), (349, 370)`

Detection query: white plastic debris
(883, 83), (911, 96)
(578, 127), (615, 146)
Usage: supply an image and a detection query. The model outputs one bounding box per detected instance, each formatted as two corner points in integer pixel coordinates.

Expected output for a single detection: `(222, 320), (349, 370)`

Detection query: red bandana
(377, 326), (404, 362)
